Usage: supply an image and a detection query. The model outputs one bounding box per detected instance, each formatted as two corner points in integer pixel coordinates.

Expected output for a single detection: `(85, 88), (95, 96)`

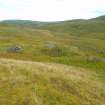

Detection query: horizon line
(0, 15), (105, 22)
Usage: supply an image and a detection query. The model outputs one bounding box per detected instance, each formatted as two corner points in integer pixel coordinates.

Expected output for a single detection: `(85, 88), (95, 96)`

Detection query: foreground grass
(0, 58), (105, 105)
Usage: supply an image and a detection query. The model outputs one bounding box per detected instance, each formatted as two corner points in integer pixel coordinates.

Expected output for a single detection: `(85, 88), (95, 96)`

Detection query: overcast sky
(0, 0), (105, 21)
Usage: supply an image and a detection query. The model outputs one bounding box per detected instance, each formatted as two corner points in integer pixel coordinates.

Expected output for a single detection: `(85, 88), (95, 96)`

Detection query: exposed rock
(44, 42), (56, 49)
(86, 56), (105, 62)
(7, 45), (22, 53)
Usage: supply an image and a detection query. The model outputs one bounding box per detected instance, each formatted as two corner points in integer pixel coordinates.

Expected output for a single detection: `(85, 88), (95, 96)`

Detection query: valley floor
(0, 58), (105, 105)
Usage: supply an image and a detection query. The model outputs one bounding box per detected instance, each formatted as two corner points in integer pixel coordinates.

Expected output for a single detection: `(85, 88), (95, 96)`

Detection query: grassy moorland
(0, 15), (105, 105)
(0, 59), (105, 105)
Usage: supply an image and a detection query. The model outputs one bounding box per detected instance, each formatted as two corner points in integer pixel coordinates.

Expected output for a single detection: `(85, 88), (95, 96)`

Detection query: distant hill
(0, 20), (42, 24)
(1, 15), (105, 36)
(35, 15), (105, 36)
(91, 15), (105, 20)
(0, 20), (47, 27)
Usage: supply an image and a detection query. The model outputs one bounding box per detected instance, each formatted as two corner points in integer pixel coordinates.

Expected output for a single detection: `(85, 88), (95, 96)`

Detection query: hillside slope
(37, 15), (105, 37)
(0, 16), (105, 71)
(0, 16), (105, 105)
(0, 58), (105, 105)
(1, 15), (105, 36)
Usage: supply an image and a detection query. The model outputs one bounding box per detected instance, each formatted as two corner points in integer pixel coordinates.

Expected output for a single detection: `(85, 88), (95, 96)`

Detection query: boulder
(7, 45), (22, 53)
(44, 43), (56, 49)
